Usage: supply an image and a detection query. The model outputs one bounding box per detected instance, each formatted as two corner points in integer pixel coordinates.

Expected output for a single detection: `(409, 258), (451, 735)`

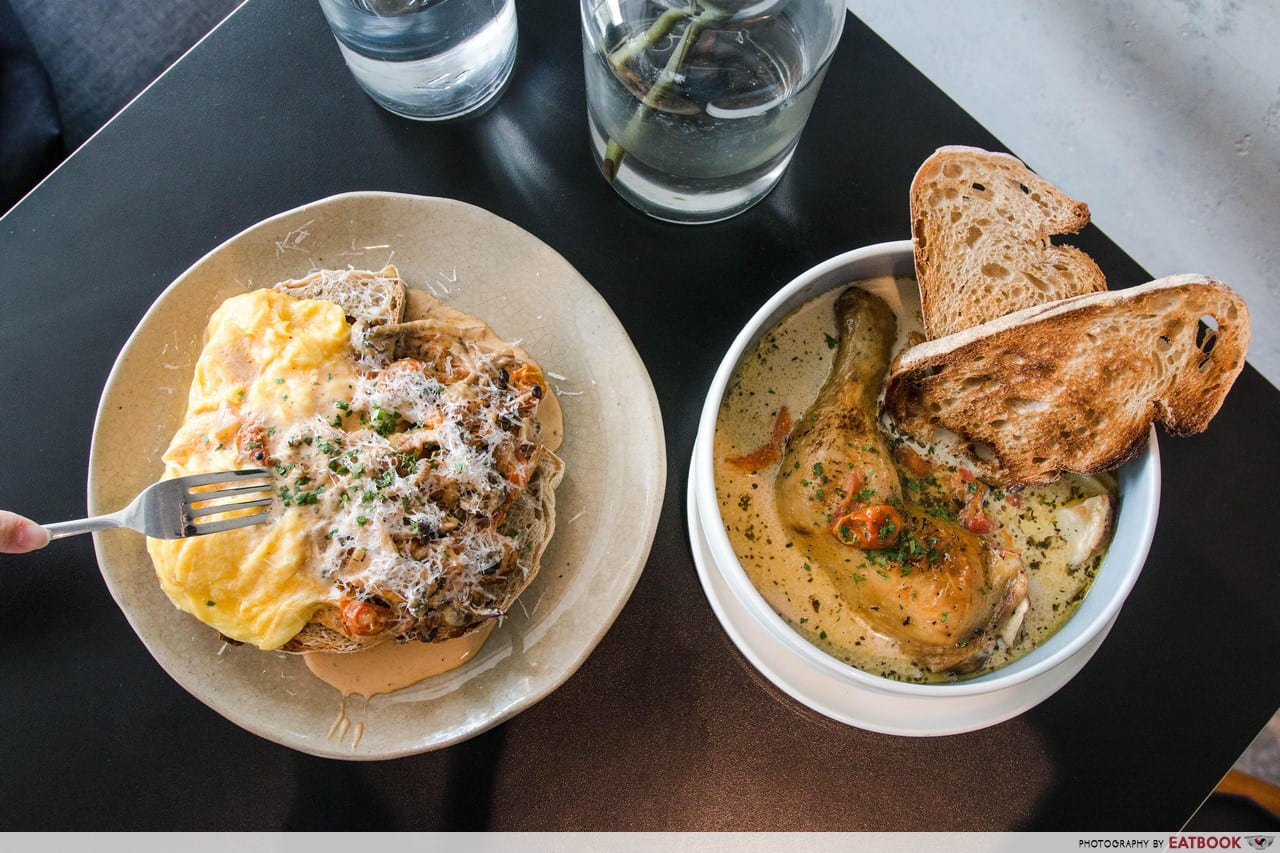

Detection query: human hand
(0, 511), (50, 554)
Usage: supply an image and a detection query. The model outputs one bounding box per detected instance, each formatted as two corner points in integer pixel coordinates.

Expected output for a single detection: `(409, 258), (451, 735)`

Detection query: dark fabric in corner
(9, 0), (240, 149)
(0, 0), (63, 211)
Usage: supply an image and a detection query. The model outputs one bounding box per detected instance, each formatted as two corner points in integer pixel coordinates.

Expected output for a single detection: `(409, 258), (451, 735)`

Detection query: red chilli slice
(726, 407), (792, 471)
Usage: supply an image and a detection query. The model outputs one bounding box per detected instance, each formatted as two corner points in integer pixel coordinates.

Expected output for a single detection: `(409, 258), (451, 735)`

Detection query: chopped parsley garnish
(371, 408), (399, 437)
(278, 482), (323, 507)
(926, 504), (956, 521)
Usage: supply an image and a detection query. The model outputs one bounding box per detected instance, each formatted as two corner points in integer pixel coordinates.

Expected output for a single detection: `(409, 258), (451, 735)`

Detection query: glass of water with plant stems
(580, 0), (846, 223)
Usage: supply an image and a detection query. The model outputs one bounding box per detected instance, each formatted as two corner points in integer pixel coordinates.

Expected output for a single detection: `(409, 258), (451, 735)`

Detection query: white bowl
(691, 240), (1159, 723)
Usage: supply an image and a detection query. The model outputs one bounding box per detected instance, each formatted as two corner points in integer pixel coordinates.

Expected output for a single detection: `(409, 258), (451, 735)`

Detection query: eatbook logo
(1246, 839), (1274, 851)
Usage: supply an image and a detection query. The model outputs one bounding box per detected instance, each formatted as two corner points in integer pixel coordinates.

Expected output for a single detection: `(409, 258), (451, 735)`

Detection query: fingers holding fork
(0, 510), (50, 554)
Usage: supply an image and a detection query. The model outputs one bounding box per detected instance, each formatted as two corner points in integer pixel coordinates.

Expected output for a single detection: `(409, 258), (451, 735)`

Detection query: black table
(2, 0), (1276, 831)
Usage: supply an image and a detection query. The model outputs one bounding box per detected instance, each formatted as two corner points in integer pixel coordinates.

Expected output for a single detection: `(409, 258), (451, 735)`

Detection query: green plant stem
(600, 3), (730, 183)
(608, 7), (691, 68)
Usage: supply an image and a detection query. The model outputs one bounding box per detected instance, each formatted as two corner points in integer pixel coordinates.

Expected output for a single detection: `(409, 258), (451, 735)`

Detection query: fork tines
(182, 468), (274, 535)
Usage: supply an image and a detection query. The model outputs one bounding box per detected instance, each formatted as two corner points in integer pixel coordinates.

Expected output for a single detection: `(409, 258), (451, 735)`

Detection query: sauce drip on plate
(304, 621), (496, 698)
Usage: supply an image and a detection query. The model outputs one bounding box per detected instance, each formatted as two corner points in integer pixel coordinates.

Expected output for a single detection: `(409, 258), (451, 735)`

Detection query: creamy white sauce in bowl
(691, 241), (1160, 702)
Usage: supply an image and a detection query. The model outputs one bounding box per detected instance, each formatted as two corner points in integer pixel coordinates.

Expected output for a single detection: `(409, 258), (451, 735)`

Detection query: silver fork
(44, 469), (274, 540)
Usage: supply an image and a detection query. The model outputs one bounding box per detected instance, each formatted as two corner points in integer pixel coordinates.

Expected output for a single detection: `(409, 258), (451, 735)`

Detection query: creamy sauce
(328, 701), (361, 747)
(304, 620), (496, 698)
(713, 276), (1115, 682)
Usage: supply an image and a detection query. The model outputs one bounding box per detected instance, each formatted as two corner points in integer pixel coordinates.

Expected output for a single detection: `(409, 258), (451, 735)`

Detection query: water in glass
(319, 0), (517, 121)
(582, 0), (844, 223)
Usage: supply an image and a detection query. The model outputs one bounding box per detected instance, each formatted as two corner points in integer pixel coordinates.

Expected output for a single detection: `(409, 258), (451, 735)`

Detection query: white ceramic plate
(88, 192), (666, 759)
(687, 449), (1113, 736)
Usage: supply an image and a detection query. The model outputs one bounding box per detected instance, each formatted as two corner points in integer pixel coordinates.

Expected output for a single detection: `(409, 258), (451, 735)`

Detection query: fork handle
(43, 515), (127, 540)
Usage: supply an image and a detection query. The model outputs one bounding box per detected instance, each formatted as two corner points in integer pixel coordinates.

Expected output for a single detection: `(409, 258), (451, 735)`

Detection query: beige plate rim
(86, 191), (666, 759)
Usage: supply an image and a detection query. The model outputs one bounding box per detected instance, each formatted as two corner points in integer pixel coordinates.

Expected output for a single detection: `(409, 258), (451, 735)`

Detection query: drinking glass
(581, 0), (845, 223)
(318, 0), (518, 121)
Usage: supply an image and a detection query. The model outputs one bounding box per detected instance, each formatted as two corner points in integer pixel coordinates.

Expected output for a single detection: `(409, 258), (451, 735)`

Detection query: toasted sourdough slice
(883, 275), (1250, 487)
(273, 265), (406, 357)
(911, 145), (1108, 338)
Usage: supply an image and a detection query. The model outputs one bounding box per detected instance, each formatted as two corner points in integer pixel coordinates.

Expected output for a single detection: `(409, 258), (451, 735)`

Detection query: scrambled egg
(147, 289), (357, 649)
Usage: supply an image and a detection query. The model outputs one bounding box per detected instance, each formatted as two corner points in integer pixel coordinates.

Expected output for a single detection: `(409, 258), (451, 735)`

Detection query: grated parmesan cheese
(258, 302), (559, 643)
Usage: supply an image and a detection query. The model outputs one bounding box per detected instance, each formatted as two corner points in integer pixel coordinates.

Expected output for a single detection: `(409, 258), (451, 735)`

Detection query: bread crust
(883, 275), (1250, 487)
(910, 146), (1107, 338)
(274, 265), (406, 360)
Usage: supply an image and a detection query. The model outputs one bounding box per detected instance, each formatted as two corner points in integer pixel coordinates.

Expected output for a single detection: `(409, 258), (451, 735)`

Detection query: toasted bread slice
(274, 265), (406, 358)
(280, 604), (366, 654)
(911, 146), (1108, 338)
(883, 275), (1250, 487)
(273, 264), (406, 325)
